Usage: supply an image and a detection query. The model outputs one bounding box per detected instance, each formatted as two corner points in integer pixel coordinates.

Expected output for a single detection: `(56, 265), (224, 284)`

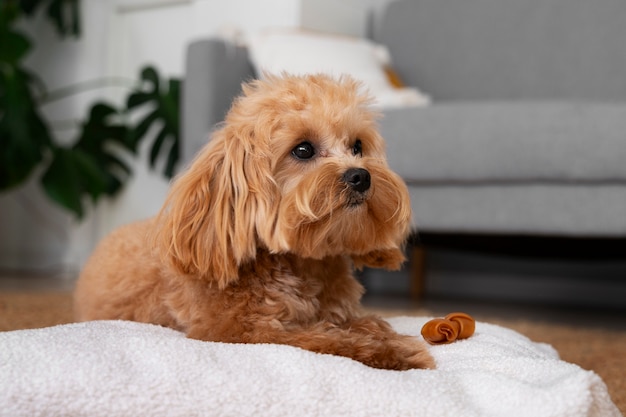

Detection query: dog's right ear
(151, 126), (270, 289)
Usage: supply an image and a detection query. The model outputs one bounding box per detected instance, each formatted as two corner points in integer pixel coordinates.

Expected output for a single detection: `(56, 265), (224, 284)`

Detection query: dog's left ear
(351, 248), (407, 271)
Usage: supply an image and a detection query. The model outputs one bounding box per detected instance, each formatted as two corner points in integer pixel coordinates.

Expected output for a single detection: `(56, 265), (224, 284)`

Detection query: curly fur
(74, 74), (434, 370)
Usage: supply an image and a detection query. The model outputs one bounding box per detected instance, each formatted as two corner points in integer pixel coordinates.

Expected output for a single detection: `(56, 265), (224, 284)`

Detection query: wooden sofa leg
(410, 246), (427, 299)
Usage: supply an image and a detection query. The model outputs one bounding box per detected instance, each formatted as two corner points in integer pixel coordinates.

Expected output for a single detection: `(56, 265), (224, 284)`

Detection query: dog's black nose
(342, 168), (371, 193)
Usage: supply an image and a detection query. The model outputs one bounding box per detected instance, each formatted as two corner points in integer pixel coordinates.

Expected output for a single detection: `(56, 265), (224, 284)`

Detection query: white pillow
(246, 29), (431, 109)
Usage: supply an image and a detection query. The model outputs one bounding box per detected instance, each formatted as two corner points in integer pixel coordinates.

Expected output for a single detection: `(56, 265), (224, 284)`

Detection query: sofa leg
(410, 245), (427, 299)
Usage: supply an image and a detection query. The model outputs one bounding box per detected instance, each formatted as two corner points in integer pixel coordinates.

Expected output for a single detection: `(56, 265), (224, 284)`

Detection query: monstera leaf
(18, 0), (80, 37)
(0, 8), (51, 190)
(0, 63), (52, 190)
(1, 1), (180, 219)
(41, 103), (131, 219)
(39, 66), (181, 219)
(127, 66), (180, 178)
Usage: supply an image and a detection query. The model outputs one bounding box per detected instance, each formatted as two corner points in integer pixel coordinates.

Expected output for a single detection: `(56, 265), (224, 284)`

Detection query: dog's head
(154, 74), (411, 288)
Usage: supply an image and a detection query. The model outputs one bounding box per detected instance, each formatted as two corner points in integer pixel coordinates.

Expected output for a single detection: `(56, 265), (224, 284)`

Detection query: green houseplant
(0, 0), (180, 219)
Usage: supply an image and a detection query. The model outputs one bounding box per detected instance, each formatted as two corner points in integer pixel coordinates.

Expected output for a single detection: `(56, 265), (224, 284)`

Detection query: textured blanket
(0, 317), (620, 417)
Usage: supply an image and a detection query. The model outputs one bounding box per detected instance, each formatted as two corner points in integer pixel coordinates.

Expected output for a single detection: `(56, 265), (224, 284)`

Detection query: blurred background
(1, 0), (359, 276)
(1, 0), (625, 312)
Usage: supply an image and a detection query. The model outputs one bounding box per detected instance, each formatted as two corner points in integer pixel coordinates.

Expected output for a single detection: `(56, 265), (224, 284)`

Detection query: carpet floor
(1, 290), (624, 415)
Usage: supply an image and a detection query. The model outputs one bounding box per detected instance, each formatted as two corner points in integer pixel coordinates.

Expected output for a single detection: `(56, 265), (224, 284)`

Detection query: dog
(74, 74), (434, 371)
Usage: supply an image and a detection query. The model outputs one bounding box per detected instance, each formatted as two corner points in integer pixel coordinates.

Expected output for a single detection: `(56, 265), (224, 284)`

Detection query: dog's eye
(352, 139), (363, 157)
(292, 142), (315, 160)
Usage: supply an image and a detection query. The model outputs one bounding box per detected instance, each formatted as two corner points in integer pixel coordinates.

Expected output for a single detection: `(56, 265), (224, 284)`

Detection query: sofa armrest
(182, 39), (255, 165)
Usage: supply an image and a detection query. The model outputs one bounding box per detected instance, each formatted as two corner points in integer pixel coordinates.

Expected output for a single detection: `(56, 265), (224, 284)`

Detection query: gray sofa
(182, 0), (626, 240)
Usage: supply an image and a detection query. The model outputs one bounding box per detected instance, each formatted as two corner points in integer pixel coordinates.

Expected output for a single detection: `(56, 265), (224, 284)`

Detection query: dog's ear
(152, 126), (275, 289)
(351, 248), (407, 271)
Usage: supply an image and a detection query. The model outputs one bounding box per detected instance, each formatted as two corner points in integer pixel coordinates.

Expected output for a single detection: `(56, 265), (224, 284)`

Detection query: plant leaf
(41, 147), (85, 218)
(149, 125), (169, 168)
(0, 65), (52, 189)
(72, 150), (109, 201)
(45, 0), (80, 37)
(126, 91), (153, 109)
(69, 0), (80, 36)
(127, 66), (181, 178)
(18, 0), (46, 16)
(140, 66), (159, 90)
(41, 143), (127, 218)
(164, 137), (179, 178)
(0, 30), (31, 63)
(88, 102), (118, 122)
(73, 102), (133, 197)
(106, 153), (132, 177)
(130, 108), (160, 148)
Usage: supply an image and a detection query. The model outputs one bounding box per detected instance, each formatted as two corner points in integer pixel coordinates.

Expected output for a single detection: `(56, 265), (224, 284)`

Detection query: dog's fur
(74, 74), (434, 370)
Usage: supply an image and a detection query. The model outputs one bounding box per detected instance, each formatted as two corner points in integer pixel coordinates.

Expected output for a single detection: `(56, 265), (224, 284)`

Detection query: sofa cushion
(407, 184), (626, 236)
(246, 29), (430, 109)
(381, 102), (626, 183)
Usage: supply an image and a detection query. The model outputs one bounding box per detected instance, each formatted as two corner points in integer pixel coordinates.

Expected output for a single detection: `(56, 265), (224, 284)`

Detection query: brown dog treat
(444, 312), (476, 339)
(421, 312), (476, 345)
(420, 318), (460, 345)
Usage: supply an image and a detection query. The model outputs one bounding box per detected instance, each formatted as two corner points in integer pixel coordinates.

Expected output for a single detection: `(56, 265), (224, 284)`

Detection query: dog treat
(444, 312), (475, 339)
(420, 318), (460, 345)
(421, 312), (476, 345)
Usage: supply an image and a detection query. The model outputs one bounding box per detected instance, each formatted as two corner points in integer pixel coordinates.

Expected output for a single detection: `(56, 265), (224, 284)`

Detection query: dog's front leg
(231, 319), (435, 371)
(337, 315), (435, 370)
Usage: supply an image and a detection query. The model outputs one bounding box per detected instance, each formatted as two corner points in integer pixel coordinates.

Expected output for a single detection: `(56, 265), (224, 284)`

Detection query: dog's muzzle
(342, 168), (371, 194)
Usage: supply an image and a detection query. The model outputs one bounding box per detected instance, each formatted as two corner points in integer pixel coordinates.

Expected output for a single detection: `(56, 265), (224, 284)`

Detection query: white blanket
(0, 317), (620, 417)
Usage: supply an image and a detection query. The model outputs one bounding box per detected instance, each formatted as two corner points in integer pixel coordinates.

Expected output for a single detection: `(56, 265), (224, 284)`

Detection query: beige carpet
(1, 290), (624, 415)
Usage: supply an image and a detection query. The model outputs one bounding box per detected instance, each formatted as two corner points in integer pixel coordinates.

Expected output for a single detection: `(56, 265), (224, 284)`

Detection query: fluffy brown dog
(74, 74), (434, 370)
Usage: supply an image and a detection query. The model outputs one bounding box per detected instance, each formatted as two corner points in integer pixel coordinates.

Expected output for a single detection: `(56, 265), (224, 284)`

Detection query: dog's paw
(339, 316), (435, 370)
(352, 335), (435, 370)
(351, 248), (406, 271)
(387, 336), (436, 370)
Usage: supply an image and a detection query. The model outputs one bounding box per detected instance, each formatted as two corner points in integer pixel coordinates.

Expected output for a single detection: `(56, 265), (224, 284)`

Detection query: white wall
(300, 0), (392, 37)
(1, 0), (381, 273)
